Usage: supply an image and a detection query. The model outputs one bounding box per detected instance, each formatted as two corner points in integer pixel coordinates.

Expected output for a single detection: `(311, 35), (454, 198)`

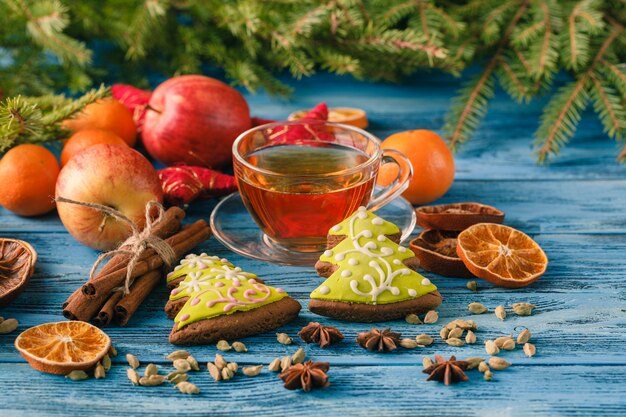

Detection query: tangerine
(0, 144), (60, 216)
(456, 223), (548, 288)
(61, 129), (127, 166)
(15, 321), (111, 375)
(62, 99), (137, 146)
(376, 129), (455, 205)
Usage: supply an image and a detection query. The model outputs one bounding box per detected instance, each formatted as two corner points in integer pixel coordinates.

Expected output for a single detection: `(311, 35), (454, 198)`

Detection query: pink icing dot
(248, 279), (257, 284)
(191, 298), (200, 306)
(215, 282), (225, 287)
(180, 314), (190, 321)
(224, 304), (233, 312)
(232, 280), (241, 287)
(198, 263), (208, 269)
(231, 287), (238, 293)
(171, 288), (180, 295)
(276, 288), (285, 293)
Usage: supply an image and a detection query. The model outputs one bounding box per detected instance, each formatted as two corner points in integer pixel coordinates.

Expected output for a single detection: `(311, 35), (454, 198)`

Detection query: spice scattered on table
(356, 328), (401, 352)
(279, 360), (330, 392)
(298, 322), (344, 348)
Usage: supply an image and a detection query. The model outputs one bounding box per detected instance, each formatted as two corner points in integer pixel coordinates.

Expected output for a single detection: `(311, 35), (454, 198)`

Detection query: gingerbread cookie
(309, 207), (442, 322)
(168, 262), (300, 345)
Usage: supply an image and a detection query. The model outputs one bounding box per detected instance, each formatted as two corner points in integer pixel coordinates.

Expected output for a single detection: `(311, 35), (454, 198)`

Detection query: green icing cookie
(328, 206), (399, 236)
(174, 276), (288, 330)
(167, 254), (257, 301)
(311, 207), (437, 305)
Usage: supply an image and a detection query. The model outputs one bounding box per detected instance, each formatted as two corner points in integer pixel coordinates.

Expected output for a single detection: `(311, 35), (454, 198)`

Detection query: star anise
(422, 355), (469, 385)
(279, 360), (330, 392)
(298, 322), (344, 348)
(356, 328), (401, 352)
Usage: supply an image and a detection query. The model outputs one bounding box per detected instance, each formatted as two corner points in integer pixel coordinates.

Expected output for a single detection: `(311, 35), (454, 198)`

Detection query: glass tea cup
(232, 121), (412, 253)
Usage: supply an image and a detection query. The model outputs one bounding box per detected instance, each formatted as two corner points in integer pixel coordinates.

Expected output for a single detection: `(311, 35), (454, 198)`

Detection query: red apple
(142, 75), (251, 168)
(55, 144), (163, 251)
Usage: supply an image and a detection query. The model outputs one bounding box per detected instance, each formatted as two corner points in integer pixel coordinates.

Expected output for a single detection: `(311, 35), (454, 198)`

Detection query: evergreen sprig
(0, 0), (625, 162)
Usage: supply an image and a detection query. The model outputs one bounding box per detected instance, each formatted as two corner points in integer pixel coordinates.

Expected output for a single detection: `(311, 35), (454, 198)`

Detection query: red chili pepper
(268, 102), (332, 145)
(158, 165), (237, 206)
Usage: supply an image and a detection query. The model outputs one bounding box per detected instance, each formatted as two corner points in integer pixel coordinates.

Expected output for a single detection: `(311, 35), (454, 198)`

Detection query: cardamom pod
(268, 358), (281, 372)
(405, 314), (422, 325)
(422, 356), (433, 368)
(126, 353), (140, 369)
(108, 346), (118, 357)
(276, 333), (293, 345)
(176, 381), (200, 394)
(102, 354), (111, 372)
(166, 371), (185, 381)
(65, 370), (89, 381)
(216, 340), (232, 351)
(511, 302), (537, 316)
(446, 337), (464, 347)
(127, 368), (140, 385)
(221, 367), (234, 380)
(415, 334), (434, 346)
(495, 305), (506, 321)
(447, 320), (472, 330)
(232, 341), (248, 352)
(465, 357), (483, 370)
(139, 375), (166, 386)
(423, 310), (439, 324)
(523, 342), (536, 357)
(485, 340), (500, 356)
(484, 370), (493, 381)
(400, 338), (418, 349)
(169, 373), (188, 385)
(494, 336), (513, 348)
(280, 355), (292, 371)
(448, 327), (464, 339)
(144, 363), (158, 377)
(488, 357), (511, 371)
(517, 329), (532, 345)
(173, 358), (191, 372)
(166, 350), (190, 361)
(227, 362), (238, 373)
(207, 362), (221, 381)
(214, 354), (227, 370)
(467, 320), (478, 330)
(465, 330), (477, 344)
(478, 361), (490, 373)
(94, 363), (105, 379)
(501, 339), (516, 351)
(468, 302), (488, 314)
(186, 355), (200, 371)
(292, 347), (306, 363)
(0, 318), (18, 334)
(439, 327), (449, 340)
(243, 365), (263, 377)
(466, 281), (478, 292)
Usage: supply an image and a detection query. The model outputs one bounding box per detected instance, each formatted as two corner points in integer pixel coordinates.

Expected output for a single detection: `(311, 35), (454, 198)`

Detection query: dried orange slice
(289, 107), (368, 128)
(15, 321), (111, 375)
(456, 223), (548, 288)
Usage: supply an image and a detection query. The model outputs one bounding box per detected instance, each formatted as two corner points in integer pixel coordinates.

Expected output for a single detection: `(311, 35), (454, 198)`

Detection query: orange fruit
(376, 129), (455, 205)
(0, 144), (60, 216)
(15, 321), (111, 375)
(61, 129), (127, 166)
(62, 99), (137, 147)
(456, 223), (548, 288)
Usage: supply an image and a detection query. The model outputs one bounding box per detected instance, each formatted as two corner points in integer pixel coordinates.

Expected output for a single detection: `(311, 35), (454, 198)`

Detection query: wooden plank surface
(1, 73), (626, 416)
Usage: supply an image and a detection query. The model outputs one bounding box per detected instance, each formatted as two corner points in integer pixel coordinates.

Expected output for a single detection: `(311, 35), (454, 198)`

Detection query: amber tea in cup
(233, 121), (412, 252)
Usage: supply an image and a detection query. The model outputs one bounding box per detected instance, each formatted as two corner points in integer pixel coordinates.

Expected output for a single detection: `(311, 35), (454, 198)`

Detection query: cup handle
(368, 149), (413, 212)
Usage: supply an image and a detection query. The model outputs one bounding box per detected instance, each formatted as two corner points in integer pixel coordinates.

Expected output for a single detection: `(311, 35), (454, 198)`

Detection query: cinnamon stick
(82, 220), (210, 297)
(93, 291), (124, 327)
(115, 269), (162, 326)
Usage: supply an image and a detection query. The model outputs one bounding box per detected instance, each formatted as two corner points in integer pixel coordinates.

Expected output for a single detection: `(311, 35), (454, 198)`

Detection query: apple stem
(145, 104), (162, 114)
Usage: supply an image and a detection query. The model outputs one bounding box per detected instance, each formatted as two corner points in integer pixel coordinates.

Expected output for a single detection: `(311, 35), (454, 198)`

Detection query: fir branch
(561, 0), (604, 70)
(589, 74), (626, 140)
(445, 0), (530, 150)
(535, 25), (623, 162)
(123, 0), (170, 60)
(600, 60), (626, 97)
(41, 84), (110, 125)
(0, 97), (44, 152)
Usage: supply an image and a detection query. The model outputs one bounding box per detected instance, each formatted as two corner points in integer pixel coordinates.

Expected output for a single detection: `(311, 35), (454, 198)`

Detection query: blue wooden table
(1, 73), (626, 416)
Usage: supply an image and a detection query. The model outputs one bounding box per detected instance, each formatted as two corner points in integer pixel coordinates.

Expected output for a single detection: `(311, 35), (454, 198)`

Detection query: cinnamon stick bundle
(61, 205), (210, 327)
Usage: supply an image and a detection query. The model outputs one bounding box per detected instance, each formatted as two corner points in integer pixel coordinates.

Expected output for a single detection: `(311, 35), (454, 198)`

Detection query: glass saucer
(210, 191), (416, 266)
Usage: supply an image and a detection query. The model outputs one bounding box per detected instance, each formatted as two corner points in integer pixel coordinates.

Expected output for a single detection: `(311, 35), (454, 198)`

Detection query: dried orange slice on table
(15, 321), (111, 375)
(456, 223), (548, 288)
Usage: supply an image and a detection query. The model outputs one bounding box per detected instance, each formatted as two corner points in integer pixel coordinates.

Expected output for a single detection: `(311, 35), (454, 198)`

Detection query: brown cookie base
(169, 297), (302, 345)
(308, 290), (442, 322)
(315, 255), (420, 278)
(165, 297), (187, 319)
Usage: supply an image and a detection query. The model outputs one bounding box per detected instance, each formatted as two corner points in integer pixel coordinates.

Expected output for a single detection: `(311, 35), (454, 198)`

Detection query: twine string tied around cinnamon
(55, 196), (176, 294)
